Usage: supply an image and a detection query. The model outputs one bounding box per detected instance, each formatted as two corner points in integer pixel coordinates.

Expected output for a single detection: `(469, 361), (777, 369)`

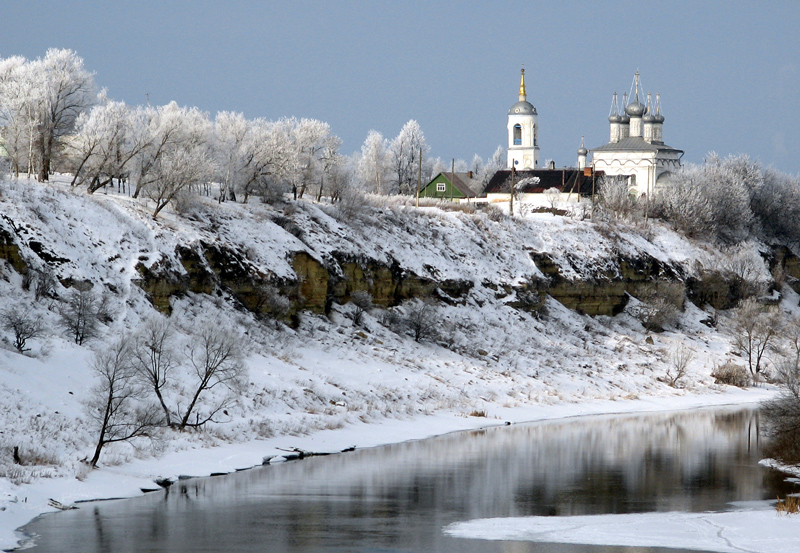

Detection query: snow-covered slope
(0, 176), (786, 550)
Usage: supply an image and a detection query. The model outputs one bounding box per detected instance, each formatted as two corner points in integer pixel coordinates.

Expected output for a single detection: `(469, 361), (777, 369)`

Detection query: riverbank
(3, 385), (779, 552)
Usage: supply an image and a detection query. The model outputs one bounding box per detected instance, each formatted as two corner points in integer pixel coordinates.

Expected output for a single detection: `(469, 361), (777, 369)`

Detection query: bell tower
(507, 68), (539, 169)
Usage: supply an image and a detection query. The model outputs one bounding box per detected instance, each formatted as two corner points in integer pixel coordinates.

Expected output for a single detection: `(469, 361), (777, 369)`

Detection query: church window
(436, 182), (446, 192)
(513, 124), (522, 145)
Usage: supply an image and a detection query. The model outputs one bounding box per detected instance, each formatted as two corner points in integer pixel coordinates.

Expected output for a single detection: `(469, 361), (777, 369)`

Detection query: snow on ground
(445, 504), (799, 553)
(0, 176), (797, 550)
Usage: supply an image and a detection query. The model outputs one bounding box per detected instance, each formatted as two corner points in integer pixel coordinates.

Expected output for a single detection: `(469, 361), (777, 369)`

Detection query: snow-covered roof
(591, 136), (683, 154)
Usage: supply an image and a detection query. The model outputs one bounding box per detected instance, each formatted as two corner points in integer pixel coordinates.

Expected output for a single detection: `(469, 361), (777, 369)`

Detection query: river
(19, 406), (798, 552)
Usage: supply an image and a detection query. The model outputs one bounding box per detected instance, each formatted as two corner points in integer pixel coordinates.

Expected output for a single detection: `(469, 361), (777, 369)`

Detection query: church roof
(484, 169), (601, 196)
(591, 136), (683, 154)
(508, 100), (537, 115)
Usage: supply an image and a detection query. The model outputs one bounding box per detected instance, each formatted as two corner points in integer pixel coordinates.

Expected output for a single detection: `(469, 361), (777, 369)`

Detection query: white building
(590, 72), (683, 197)
(506, 69), (540, 170)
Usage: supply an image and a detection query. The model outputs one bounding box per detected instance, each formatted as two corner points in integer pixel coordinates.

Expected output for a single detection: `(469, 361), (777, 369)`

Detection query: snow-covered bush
(711, 362), (751, 387)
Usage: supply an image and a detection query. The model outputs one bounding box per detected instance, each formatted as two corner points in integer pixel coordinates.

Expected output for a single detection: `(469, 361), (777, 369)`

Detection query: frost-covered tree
(291, 118), (340, 199)
(0, 56), (37, 177)
(213, 111), (257, 203)
(127, 103), (213, 217)
(477, 145), (504, 187)
(68, 95), (150, 193)
(655, 154), (758, 243)
(751, 167), (800, 241)
(470, 153), (483, 175)
(599, 175), (635, 220)
(27, 49), (96, 181)
(654, 165), (716, 237)
(357, 130), (388, 194)
(388, 120), (429, 195)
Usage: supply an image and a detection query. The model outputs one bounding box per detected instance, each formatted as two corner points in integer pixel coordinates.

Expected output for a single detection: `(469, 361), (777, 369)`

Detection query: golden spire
(519, 68), (527, 101)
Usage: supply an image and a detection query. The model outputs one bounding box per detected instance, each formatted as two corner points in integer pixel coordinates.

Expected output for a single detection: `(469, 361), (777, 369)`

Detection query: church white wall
(591, 151), (682, 196)
(507, 113), (539, 169)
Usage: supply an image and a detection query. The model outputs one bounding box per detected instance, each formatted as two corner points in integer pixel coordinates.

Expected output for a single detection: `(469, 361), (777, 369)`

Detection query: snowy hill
(0, 175), (785, 549)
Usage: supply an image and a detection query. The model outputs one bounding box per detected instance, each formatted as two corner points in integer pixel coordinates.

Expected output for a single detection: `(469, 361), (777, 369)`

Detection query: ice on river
(445, 502), (800, 553)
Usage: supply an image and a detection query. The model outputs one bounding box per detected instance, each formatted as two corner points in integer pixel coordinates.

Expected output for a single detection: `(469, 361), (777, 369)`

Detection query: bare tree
(86, 338), (162, 467)
(666, 344), (693, 387)
(59, 288), (101, 345)
(178, 324), (246, 430)
(729, 298), (781, 379)
(130, 316), (177, 426)
(1, 305), (44, 354)
(403, 298), (439, 343)
(29, 267), (57, 301)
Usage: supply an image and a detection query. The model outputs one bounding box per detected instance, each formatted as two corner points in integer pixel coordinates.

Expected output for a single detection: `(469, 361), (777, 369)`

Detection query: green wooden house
(419, 171), (483, 200)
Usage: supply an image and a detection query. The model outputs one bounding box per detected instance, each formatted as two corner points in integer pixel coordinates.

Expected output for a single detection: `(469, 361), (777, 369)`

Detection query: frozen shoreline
(2, 386), (781, 552)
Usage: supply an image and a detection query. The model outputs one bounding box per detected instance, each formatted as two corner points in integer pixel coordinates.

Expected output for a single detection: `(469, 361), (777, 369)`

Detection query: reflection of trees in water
(26, 407), (797, 553)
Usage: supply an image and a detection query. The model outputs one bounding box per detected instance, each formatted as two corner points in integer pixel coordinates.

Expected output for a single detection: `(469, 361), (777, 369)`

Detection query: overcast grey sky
(2, 1), (798, 173)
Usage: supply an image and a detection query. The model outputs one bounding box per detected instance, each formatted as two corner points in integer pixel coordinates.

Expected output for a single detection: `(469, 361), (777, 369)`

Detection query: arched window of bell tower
(513, 124), (522, 145)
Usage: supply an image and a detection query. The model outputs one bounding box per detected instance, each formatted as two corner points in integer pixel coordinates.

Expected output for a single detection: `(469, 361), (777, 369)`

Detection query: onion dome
(654, 113), (665, 123)
(577, 135), (588, 156)
(608, 113), (621, 123)
(625, 71), (646, 116)
(619, 113), (630, 124)
(625, 100), (646, 117)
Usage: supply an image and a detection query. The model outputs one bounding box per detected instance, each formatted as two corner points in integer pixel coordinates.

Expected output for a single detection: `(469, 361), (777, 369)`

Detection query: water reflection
(22, 407), (798, 553)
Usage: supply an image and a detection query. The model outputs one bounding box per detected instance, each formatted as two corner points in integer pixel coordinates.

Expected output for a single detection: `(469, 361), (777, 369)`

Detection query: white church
(498, 69), (683, 198)
(589, 71), (684, 197)
(430, 69), (685, 204)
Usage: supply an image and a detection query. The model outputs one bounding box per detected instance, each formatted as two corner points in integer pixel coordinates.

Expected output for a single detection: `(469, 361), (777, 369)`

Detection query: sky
(2, 0), (798, 174)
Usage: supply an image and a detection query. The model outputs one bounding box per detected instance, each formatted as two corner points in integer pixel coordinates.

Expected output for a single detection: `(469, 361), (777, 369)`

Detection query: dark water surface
(20, 407), (798, 552)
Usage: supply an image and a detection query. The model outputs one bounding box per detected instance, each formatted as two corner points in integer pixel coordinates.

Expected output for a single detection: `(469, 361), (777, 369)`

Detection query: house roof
(484, 169), (602, 196)
(590, 136), (683, 155)
(426, 172), (483, 198)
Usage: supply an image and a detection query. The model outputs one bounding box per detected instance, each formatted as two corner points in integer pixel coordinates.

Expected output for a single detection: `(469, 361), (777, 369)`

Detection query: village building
(589, 72), (683, 197)
(484, 168), (598, 207)
(419, 171), (483, 200)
